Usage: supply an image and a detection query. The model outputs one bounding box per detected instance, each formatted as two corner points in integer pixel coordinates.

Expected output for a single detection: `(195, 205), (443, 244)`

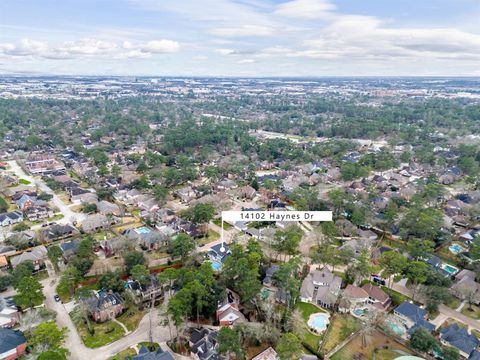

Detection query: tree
(442, 346), (459, 360)
(29, 321), (68, 356)
(400, 207), (443, 240)
(169, 233), (196, 262)
(131, 264), (150, 286)
(0, 196), (8, 212)
(273, 258), (301, 309)
(123, 251), (146, 274)
(57, 266), (81, 298)
(47, 245), (63, 267)
(158, 267), (178, 297)
(276, 333), (303, 360)
(12, 222), (30, 232)
(153, 185), (169, 203)
(184, 203), (215, 236)
(217, 327), (243, 359)
(14, 276), (45, 309)
(422, 285), (451, 314)
(346, 249), (371, 284)
(379, 251), (407, 288)
(405, 261), (429, 300)
(407, 239), (434, 260)
(0, 275), (12, 291)
(168, 288), (192, 343)
(98, 270), (124, 292)
(409, 327), (438, 353)
(11, 261), (35, 287)
(37, 351), (67, 360)
(272, 226), (303, 261)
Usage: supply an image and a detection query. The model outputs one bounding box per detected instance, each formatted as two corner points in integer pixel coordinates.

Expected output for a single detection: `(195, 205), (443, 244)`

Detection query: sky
(0, 0), (479, 76)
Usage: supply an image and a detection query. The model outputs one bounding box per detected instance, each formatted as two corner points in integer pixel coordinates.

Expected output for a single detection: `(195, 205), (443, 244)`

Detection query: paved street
(6, 160), (85, 225)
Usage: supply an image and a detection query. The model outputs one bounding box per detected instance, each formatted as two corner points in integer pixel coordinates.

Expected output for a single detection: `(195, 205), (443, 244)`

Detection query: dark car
(54, 294), (61, 302)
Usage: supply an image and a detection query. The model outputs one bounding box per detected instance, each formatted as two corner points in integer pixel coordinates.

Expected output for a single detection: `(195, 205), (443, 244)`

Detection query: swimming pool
(135, 226), (152, 235)
(352, 308), (368, 317)
(307, 313), (330, 333)
(211, 261), (222, 271)
(441, 263), (459, 275)
(449, 243), (466, 255)
(386, 321), (406, 336)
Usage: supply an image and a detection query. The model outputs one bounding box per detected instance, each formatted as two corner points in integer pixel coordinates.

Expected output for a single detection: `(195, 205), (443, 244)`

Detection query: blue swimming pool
(441, 263), (459, 275)
(449, 243), (465, 255)
(386, 321), (405, 335)
(211, 261), (222, 271)
(308, 313), (330, 332)
(136, 226), (152, 235)
(352, 308), (368, 317)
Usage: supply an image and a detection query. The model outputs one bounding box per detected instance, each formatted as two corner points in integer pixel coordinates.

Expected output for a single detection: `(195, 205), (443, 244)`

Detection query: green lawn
(212, 219), (232, 230)
(74, 318), (125, 348)
(381, 286), (410, 306)
(19, 178), (31, 185)
(108, 347), (137, 360)
(197, 229), (220, 245)
(116, 308), (145, 332)
(296, 302), (327, 321)
(445, 296), (461, 310)
(461, 304), (480, 320)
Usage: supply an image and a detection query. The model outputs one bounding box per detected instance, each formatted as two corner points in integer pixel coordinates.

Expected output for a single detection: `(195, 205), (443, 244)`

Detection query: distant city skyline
(0, 0), (479, 76)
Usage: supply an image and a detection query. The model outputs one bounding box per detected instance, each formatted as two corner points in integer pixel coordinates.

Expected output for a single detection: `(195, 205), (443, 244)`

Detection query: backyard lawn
(74, 318), (125, 348)
(321, 315), (361, 354)
(295, 302), (326, 352)
(296, 302), (327, 321)
(19, 178), (31, 185)
(330, 329), (413, 360)
(116, 308), (145, 332)
(197, 229), (220, 245)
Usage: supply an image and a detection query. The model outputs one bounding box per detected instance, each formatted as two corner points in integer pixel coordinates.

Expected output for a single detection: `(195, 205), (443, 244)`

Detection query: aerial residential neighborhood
(1, 0), (480, 359)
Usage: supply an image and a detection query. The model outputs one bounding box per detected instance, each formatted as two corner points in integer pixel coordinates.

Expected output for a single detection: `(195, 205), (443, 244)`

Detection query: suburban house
(216, 289), (246, 327)
(0, 328), (27, 360)
(299, 267), (342, 309)
(175, 186), (197, 203)
(14, 193), (37, 211)
(0, 298), (19, 329)
(99, 237), (127, 258)
(39, 224), (77, 242)
(81, 214), (110, 233)
(393, 302), (435, 334)
(251, 347), (278, 360)
(123, 227), (167, 251)
(9, 245), (48, 270)
(126, 276), (163, 303)
(189, 328), (220, 360)
(85, 290), (124, 322)
(440, 323), (480, 358)
(25, 154), (65, 174)
(25, 206), (54, 222)
(339, 285), (369, 312)
(263, 265), (280, 287)
(451, 271), (480, 305)
(0, 212), (23, 227)
(132, 346), (175, 360)
(362, 284), (391, 311)
(96, 200), (121, 216)
(207, 243), (231, 266)
(59, 240), (81, 259)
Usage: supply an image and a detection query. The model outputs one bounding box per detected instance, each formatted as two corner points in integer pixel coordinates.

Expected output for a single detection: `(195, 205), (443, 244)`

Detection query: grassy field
(321, 315), (361, 354)
(461, 304), (480, 319)
(75, 318), (125, 348)
(19, 178), (31, 185)
(116, 308), (145, 332)
(197, 229), (220, 245)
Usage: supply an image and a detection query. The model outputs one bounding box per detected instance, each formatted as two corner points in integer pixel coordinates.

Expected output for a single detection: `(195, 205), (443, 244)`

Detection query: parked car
(54, 294), (60, 302)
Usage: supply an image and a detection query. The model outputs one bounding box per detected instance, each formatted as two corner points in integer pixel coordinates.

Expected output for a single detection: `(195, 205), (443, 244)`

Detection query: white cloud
(274, 0), (336, 19)
(209, 25), (276, 37)
(0, 37), (180, 60)
(142, 39), (180, 53)
(237, 58), (255, 64)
